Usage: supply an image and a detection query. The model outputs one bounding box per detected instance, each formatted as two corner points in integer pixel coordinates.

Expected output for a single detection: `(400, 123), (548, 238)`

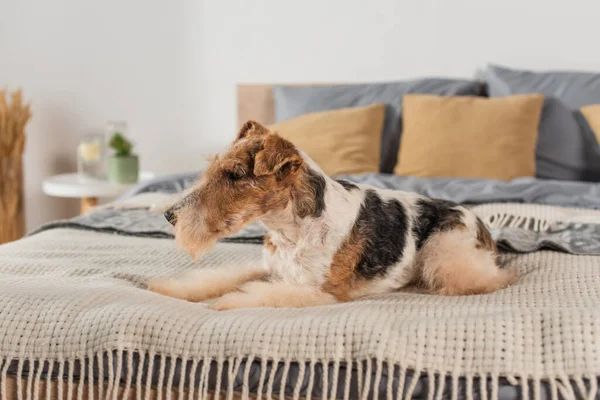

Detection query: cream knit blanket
(1, 203), (600, 400)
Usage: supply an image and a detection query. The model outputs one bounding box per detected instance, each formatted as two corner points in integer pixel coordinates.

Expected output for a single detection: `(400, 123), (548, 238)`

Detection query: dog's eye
(225, 170), (243, 181)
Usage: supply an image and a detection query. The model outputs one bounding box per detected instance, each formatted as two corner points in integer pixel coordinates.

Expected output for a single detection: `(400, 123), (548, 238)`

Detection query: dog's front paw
(209, 292), (257, 311)
(147, 279), (188, 300)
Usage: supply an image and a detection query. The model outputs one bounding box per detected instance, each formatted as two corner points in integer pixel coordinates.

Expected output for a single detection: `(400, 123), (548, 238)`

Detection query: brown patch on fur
(321, 227), (366, 301)
(264, 234), (277, 255)
(291, 167), (326, 218)
(475, 217), (497, 252)
(166, 121), (325, 258)
(440, 209), (467, 232)
(446, 214), (466, 231)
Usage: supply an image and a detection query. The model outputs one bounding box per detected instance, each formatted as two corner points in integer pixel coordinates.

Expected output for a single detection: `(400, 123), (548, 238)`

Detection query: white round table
(43, 172), (155, 214)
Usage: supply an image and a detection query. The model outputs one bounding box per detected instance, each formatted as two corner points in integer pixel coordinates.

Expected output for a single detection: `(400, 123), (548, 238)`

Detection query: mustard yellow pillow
(269, 103), (385, 176)
(394, 94), (544, 180)
(581, 104), (600, 143)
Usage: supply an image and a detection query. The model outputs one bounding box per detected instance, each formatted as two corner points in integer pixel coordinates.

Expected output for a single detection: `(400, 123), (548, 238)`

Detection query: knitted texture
(0, 203), (599, 399)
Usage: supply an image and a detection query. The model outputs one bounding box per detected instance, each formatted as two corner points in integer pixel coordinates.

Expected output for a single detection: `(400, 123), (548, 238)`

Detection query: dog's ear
(254, 134), (303, 177)
(235, 120), (268, 141)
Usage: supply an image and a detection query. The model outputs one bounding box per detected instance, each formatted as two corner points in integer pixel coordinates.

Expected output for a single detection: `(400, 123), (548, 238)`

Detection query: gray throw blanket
(32, 202), (600, 256)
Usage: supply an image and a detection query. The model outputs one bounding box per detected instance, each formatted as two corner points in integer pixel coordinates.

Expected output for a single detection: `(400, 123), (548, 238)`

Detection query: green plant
(108, 132), (134, 157)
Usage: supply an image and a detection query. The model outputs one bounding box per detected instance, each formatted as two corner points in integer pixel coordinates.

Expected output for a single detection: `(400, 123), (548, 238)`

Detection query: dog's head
(165, 120), (323, 258)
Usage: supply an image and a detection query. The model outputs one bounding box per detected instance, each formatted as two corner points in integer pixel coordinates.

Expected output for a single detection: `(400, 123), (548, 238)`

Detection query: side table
(42, 172), (155, 214)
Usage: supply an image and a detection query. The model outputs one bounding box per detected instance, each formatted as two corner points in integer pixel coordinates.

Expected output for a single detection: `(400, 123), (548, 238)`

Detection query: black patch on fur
(412, 198), (465, 250)
(354, 190), (409, 279)
(335, 179), (358, 191)
(304, 168), (327, 218)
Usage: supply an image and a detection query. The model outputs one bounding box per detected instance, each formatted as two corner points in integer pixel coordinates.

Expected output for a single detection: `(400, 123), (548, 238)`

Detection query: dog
(148, 120), (518, 310)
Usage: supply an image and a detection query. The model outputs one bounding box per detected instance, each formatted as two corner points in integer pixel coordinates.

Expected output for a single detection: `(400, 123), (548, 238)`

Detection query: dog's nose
(164, 210), (177, 225)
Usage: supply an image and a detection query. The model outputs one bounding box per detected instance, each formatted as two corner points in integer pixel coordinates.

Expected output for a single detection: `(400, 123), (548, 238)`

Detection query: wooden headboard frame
(236, 85), (276, 127)
(237, 83), (338, 127)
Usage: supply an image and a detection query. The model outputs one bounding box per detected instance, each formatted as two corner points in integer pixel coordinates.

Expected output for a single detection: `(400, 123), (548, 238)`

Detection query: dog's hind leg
(417, 229), (518, 296)
(147, 264), (269, 302)
(210, 281), (338, 310)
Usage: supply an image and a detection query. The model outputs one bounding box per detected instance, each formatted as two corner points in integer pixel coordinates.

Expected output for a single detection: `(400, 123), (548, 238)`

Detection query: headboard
(236, 85), (276, 127)
(237, 83), (337, 126)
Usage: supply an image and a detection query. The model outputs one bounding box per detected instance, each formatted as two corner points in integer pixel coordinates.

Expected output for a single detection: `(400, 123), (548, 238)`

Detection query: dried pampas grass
(0, 88), (31, 244)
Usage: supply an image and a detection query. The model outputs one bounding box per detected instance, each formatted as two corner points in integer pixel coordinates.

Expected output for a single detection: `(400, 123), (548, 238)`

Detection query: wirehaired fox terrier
(148, 121), (518, 310)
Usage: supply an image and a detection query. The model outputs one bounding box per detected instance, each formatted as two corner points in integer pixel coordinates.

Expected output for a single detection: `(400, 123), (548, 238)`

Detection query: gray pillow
(273, 79), (483, 174)
(486, 64), (600, 181)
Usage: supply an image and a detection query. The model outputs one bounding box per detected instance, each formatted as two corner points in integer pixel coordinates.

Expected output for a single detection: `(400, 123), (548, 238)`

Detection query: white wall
(200, 0), (600, 140)
(0, 0), (203, 230)
(2, 0), (600, 230)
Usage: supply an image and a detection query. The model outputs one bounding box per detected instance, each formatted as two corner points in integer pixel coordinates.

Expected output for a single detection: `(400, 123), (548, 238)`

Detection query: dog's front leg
(147, 264), (269, 302)
(210, 281), (338, 311)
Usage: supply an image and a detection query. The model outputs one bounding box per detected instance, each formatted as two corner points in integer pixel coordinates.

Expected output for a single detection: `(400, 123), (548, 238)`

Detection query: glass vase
(77, 134), (105, 180)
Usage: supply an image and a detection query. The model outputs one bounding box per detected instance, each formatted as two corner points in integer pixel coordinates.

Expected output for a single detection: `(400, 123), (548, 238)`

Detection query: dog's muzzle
(164, 210), (177, 226)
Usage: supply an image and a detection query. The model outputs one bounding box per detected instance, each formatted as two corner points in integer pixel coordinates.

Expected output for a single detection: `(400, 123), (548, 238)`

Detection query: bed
(2, 74), (600, 400)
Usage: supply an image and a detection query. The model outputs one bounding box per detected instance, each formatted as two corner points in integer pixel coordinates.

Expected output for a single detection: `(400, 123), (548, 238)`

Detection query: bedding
(394, 94), (544, 180)
(268, 103), (385, 176)
(122, 172), (600, 210)
(485, 65), (600, 108)
(485, 64), (600, 181)
(2, 174), (600, 400)
(36, 175), (600, 256)
(272, 79), (484, 173)
(32, 204), (600, 257)
(581, 104), (600, 142)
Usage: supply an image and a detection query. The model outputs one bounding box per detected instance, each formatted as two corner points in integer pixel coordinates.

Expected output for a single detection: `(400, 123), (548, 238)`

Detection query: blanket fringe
(426, 371), (435, 400)
(199, 357), (211, 400)
(305, 360), (316, 400)
(176, 354), (187, 400)
(0, 355), (597, 400)
(403, 366), (419, 400)
(187, 357), (198, 400)
(26, 360), (35, 400)
(395, 366), (406, 400)
(372, 360), (383, 400)
(361, 359), (372, 400)
(484, 213), (552, 232)
(56, 358), (65, 400)
(450, 374), (458, 400)
(265, 357), (277, 400)
(144, 351), (156, 400)
(241, 355), (253, 400)
(113, 351), (124, 400)
(385, 362), (394, 400)
(436, 373), (446, 400)
(481, 211), (600, 232)
(32, 360), (43, 400)
(15, 359), (23, 400)
(292, 359), (305, 400)
(279, 360), (291, 400)
(87, 355), (95, 400)
(255, 358), (268, 400)
(588, 374), (598, 400)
